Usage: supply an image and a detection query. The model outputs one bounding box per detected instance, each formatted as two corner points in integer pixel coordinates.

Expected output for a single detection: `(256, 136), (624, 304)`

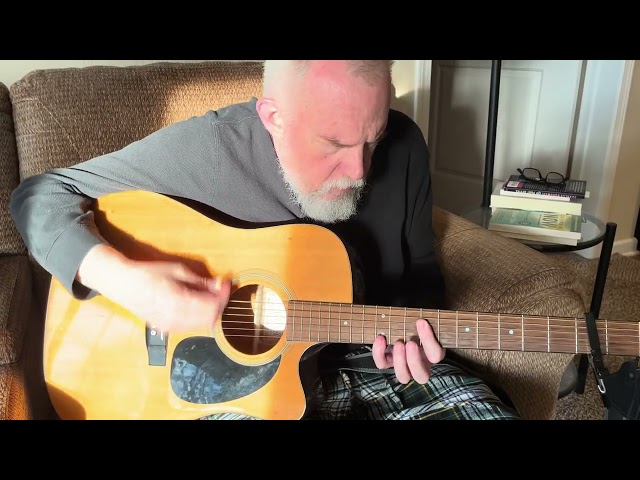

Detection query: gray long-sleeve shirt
(10, 98), (445, 310)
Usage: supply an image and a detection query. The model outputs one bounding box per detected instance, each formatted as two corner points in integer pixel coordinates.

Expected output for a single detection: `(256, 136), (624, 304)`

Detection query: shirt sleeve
(9, 114), (219, 299)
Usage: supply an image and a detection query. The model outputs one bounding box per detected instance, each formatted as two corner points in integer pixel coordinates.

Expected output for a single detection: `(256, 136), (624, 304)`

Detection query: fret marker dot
(343, 321), (348, 326)
(381, 314), (386, 318)
(509, 329), (514, 335)
(465, 327), (470, 333)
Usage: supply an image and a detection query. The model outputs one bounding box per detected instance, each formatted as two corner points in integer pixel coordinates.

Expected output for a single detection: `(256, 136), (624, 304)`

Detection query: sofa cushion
(0, 83), (25, 254)
(9, 61), (265, 180)
(0, 255), (32, 364)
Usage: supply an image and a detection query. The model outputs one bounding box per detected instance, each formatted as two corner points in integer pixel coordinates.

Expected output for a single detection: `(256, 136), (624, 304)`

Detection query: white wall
(570, 60), (634, 258)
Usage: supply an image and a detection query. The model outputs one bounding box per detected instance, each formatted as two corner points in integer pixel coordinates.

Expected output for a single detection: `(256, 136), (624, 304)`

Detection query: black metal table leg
(574, 222), (617, 394)
(481, 60), (501, 209)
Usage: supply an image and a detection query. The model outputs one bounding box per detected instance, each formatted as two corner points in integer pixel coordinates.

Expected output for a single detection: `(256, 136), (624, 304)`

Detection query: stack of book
(488, 174), (588, 246)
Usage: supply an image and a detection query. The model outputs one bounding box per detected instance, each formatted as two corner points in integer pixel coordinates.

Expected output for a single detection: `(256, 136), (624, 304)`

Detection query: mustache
(316, 177), (366, 195)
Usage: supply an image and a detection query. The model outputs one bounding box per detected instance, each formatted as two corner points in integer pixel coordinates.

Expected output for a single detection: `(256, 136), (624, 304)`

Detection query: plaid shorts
(201, 348), (520, 421)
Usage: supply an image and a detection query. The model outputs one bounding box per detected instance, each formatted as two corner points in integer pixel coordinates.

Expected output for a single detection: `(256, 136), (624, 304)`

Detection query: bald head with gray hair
(262, 60), (394, 98)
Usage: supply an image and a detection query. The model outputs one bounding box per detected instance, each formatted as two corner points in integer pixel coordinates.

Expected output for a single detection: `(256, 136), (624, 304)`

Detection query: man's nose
(342, 149), (366, 181)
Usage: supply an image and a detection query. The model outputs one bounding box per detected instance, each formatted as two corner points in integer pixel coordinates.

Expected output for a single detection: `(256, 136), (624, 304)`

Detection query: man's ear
(256, 97), (283, 138)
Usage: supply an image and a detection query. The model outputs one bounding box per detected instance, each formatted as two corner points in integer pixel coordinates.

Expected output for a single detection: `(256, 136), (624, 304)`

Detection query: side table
(462, 206), (617, 397)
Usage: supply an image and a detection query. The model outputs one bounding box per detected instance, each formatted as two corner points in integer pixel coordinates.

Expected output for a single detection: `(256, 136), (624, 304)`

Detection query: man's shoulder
(378, 108), (427, 156)
(387, 107), (423, 137)
(207, 97), (260, 125)
(370, 108), (430, 179)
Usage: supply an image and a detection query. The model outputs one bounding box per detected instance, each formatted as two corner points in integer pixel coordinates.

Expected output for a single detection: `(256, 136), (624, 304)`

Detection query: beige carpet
(546, 251), (640, 420)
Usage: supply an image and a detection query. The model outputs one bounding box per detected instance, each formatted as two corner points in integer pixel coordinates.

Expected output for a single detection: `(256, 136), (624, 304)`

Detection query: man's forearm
(76, 244), (134, 297)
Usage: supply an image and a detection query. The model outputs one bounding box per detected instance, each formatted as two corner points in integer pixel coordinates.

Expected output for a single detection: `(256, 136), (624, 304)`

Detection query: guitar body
(44, 191), (353, 420)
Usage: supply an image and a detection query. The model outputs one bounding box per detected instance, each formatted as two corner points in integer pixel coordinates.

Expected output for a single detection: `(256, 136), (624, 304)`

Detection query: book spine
(488, 208), (582, 239)
(502, 176), (587, 198)
(496, 231), (578, 246)
(490, 195), (582, 215)
(500, 188), (578, 201)
(501, 186), (585, 200)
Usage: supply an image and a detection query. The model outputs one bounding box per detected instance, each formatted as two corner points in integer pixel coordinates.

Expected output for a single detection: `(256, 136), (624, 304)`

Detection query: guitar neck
(286, 301), (640, 356)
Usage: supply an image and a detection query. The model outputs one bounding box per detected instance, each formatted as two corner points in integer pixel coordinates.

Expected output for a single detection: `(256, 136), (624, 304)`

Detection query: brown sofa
(0, 61), (585, 420)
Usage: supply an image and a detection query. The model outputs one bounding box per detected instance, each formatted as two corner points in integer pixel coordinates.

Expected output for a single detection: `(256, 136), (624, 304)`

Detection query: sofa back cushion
(9, 61), (264, 180)
(0, 83), (25, 254)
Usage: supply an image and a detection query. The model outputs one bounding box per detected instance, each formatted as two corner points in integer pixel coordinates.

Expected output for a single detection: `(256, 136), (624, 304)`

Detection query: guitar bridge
(146, 324), (167, 366)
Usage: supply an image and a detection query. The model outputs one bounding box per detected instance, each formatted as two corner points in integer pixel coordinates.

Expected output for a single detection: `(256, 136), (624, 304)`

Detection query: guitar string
(215, 322), (639, 347)
(220, 311), (636, 333)
(214, 330), (637, 351)
(212, 332), (637, 353)
(223, 308), (629, 326)
(225, 300), (623, 328)
(210, 301), (639, 346)
(216, 329), (639, 344)
(220, 310), (636, 333)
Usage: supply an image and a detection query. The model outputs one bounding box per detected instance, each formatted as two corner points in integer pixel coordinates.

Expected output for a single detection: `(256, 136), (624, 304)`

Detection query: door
(428, 60), (584, 216)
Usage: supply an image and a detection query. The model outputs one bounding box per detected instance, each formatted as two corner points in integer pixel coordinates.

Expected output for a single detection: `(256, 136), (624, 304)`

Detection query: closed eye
(323, 130), (388, 150)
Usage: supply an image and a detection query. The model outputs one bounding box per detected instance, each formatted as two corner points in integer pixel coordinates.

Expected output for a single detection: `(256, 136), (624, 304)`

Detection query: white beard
(279, 165), (366, 223)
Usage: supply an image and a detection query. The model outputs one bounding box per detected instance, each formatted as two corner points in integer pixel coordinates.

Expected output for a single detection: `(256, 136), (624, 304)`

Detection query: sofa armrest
(431, 206), (586, 419)
(0, 255), (32, 419)
(433, 206), (585, 315)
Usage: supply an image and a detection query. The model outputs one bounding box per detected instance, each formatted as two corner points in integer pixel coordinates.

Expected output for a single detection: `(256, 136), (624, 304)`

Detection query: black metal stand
(575, 222), (617, 394)
(481, 60), (502, 208)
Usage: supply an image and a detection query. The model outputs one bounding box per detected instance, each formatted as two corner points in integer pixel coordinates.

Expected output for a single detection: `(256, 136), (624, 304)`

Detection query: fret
(317, 302), (321, 342)
(575, 317), (578, 354)
(404, 307), (407, 343)
(476, 311), (479, 349)
(338, 303), (342, 343)
(292, 300), (297, 341)
(362, 305), (365, 343)
(547, 315), (550, 353)
(456, 310), (459, 348)
(350, 304), (353, 343)
(605, 319), (609, 355)
(521, 314), (524, 351)
(388, 305), (392, 341)
(498, 312), (501, 351)
(328, 303), (331, 343)
(375, 305), (378, 338)
(308, 302), (312, 341)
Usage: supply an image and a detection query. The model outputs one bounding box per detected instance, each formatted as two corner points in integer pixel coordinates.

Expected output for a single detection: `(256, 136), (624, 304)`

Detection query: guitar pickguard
(170, 336), (280, 404)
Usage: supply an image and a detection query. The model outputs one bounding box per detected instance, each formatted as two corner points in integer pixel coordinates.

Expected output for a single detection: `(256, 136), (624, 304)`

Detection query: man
(10, 60), (519, 419)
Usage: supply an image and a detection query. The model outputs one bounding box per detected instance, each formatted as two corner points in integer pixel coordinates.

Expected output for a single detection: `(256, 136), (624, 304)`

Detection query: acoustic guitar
(43, 190), (640, 420)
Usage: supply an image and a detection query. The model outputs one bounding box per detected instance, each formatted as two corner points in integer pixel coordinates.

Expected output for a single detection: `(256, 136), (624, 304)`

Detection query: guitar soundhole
(221, 284), (286, 355)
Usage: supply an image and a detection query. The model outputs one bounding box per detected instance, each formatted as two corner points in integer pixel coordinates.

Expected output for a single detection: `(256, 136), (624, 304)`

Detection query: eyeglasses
(517, 167), (567, 185)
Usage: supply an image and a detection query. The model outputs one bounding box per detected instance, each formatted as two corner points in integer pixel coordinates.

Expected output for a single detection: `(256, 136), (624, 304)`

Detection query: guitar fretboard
(286, 301), (640, 356)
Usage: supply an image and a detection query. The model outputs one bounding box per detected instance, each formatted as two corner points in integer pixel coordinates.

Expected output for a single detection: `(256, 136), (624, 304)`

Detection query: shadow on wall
(390, 85), (415, 122)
